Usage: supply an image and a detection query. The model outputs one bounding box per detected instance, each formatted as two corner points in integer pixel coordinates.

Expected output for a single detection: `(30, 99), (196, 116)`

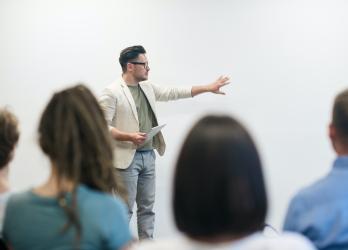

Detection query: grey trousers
(117, 150), (156, 240)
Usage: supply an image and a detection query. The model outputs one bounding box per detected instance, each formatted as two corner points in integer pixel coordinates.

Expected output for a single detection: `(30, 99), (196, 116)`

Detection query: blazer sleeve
(98, 89), (117, 130)
(151, 83), (192, 102)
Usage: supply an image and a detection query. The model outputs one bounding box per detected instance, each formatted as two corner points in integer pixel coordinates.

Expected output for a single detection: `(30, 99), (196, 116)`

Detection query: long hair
(174, 115), (267, 239)
(38, 84), (125, 241)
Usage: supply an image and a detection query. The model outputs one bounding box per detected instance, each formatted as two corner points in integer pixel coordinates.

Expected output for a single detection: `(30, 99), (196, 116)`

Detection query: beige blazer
(98, 78), (192, 169)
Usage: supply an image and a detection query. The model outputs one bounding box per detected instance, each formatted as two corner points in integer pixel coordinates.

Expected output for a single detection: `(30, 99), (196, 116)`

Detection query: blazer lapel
(120, 81), (139, 123)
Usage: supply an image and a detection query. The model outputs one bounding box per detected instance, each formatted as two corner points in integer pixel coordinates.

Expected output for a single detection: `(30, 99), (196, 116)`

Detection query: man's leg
(136, 150), (156, 239)
(117, 152), (142, 222)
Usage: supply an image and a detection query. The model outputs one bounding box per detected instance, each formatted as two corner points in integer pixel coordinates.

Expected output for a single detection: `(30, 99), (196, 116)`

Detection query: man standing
(283, 89), (348, 250)
(99, 45), (230, 240)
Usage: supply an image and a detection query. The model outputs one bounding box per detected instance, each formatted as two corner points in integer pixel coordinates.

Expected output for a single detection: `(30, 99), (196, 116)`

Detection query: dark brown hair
(38, 84), (125, 241)
(0, 108), (19, 169)
(333, 89), (348, 144)
(119, 45), (146, 73)
(173, 115), (267, 239)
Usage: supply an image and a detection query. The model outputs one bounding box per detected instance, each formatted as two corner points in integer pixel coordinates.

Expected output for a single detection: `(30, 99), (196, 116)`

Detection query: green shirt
(128, 84), (156, 150)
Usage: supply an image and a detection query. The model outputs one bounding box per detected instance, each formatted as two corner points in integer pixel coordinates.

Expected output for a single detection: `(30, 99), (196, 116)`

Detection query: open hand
(208, 76), (230, 95)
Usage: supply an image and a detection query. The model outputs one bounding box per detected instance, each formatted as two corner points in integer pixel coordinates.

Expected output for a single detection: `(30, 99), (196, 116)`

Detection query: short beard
(135, 75), (148, 82)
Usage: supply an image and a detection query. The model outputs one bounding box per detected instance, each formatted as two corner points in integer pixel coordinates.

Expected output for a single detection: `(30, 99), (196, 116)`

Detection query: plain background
(1, 0), (348, 237)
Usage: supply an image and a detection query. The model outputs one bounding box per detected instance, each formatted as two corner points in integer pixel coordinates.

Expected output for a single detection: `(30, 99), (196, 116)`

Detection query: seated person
(0, 108), (19, 250)
(132, 115), (315, 250)
(284, 88), (348, 250)
(3, 85), (132, 250)
(0, 108), (19, 230)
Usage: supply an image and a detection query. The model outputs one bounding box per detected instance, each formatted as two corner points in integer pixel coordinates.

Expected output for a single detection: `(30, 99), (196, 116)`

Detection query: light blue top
(3, 185), (132, 250)
(283, 156), (348, 250)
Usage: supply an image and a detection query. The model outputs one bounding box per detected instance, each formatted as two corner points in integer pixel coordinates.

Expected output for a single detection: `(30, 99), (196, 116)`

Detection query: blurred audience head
(330, 89), (348, 153)
(38, 84), (123, 194)
(0, 108), (19, 169)
(173, 115), (267, 241)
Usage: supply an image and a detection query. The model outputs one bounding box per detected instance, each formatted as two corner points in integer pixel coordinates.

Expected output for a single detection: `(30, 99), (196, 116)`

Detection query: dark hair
(173, 115), (267, 239)
(119, 45), (146, 73)
(0, 108), (19, 169)
(38, 84), (125, 241)
(332, 89), (348, 144)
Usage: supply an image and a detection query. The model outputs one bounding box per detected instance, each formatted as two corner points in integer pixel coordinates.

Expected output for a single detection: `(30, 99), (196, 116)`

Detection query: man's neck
(337, 152), (348, 156)
(334, 142), (348, 156)
(122, 74), (139, 86)
(0, 166), (10, 193)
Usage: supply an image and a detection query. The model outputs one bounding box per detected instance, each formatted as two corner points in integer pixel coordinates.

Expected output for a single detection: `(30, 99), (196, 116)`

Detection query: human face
(128, 54), (150, 82)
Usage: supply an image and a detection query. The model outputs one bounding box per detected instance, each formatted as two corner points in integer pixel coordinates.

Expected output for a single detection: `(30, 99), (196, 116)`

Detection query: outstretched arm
(191, 76), (230, 97)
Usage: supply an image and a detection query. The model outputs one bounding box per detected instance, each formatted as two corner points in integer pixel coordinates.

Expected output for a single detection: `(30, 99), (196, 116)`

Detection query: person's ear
(329, 123), (336, 141)
(126, 63), (134, 72)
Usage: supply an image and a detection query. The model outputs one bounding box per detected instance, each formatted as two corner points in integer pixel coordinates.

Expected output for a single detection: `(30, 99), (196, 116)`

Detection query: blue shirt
(3, 185), (132, 250)
(283, 156), (348, 250)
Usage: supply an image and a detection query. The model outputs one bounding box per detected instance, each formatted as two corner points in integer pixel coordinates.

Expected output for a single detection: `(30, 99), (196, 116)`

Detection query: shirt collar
(333, 156), (348, 169)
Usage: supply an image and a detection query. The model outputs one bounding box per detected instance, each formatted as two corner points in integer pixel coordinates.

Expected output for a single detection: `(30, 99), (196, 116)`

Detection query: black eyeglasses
(129, 61), (149, 69)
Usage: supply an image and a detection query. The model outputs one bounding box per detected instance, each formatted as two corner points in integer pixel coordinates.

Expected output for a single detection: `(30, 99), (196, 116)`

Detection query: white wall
(1, 0), (348, 237)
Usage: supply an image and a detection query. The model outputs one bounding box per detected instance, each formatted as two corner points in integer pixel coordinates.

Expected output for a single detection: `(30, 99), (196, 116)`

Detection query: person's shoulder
(245, 232), (315, 250)
(7, 190), (33, 204)
(131, 234), (316, 250)
(291, 174), (331, 204)
(101, 79), (124, 93)
(0, 191), (12, 202)
(139, 81), (154, 88)
(130, 238), (187, 250)
(5, 190), (33, 216)
(272, 232), (315, 249)
(78, 185), (125, 209)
